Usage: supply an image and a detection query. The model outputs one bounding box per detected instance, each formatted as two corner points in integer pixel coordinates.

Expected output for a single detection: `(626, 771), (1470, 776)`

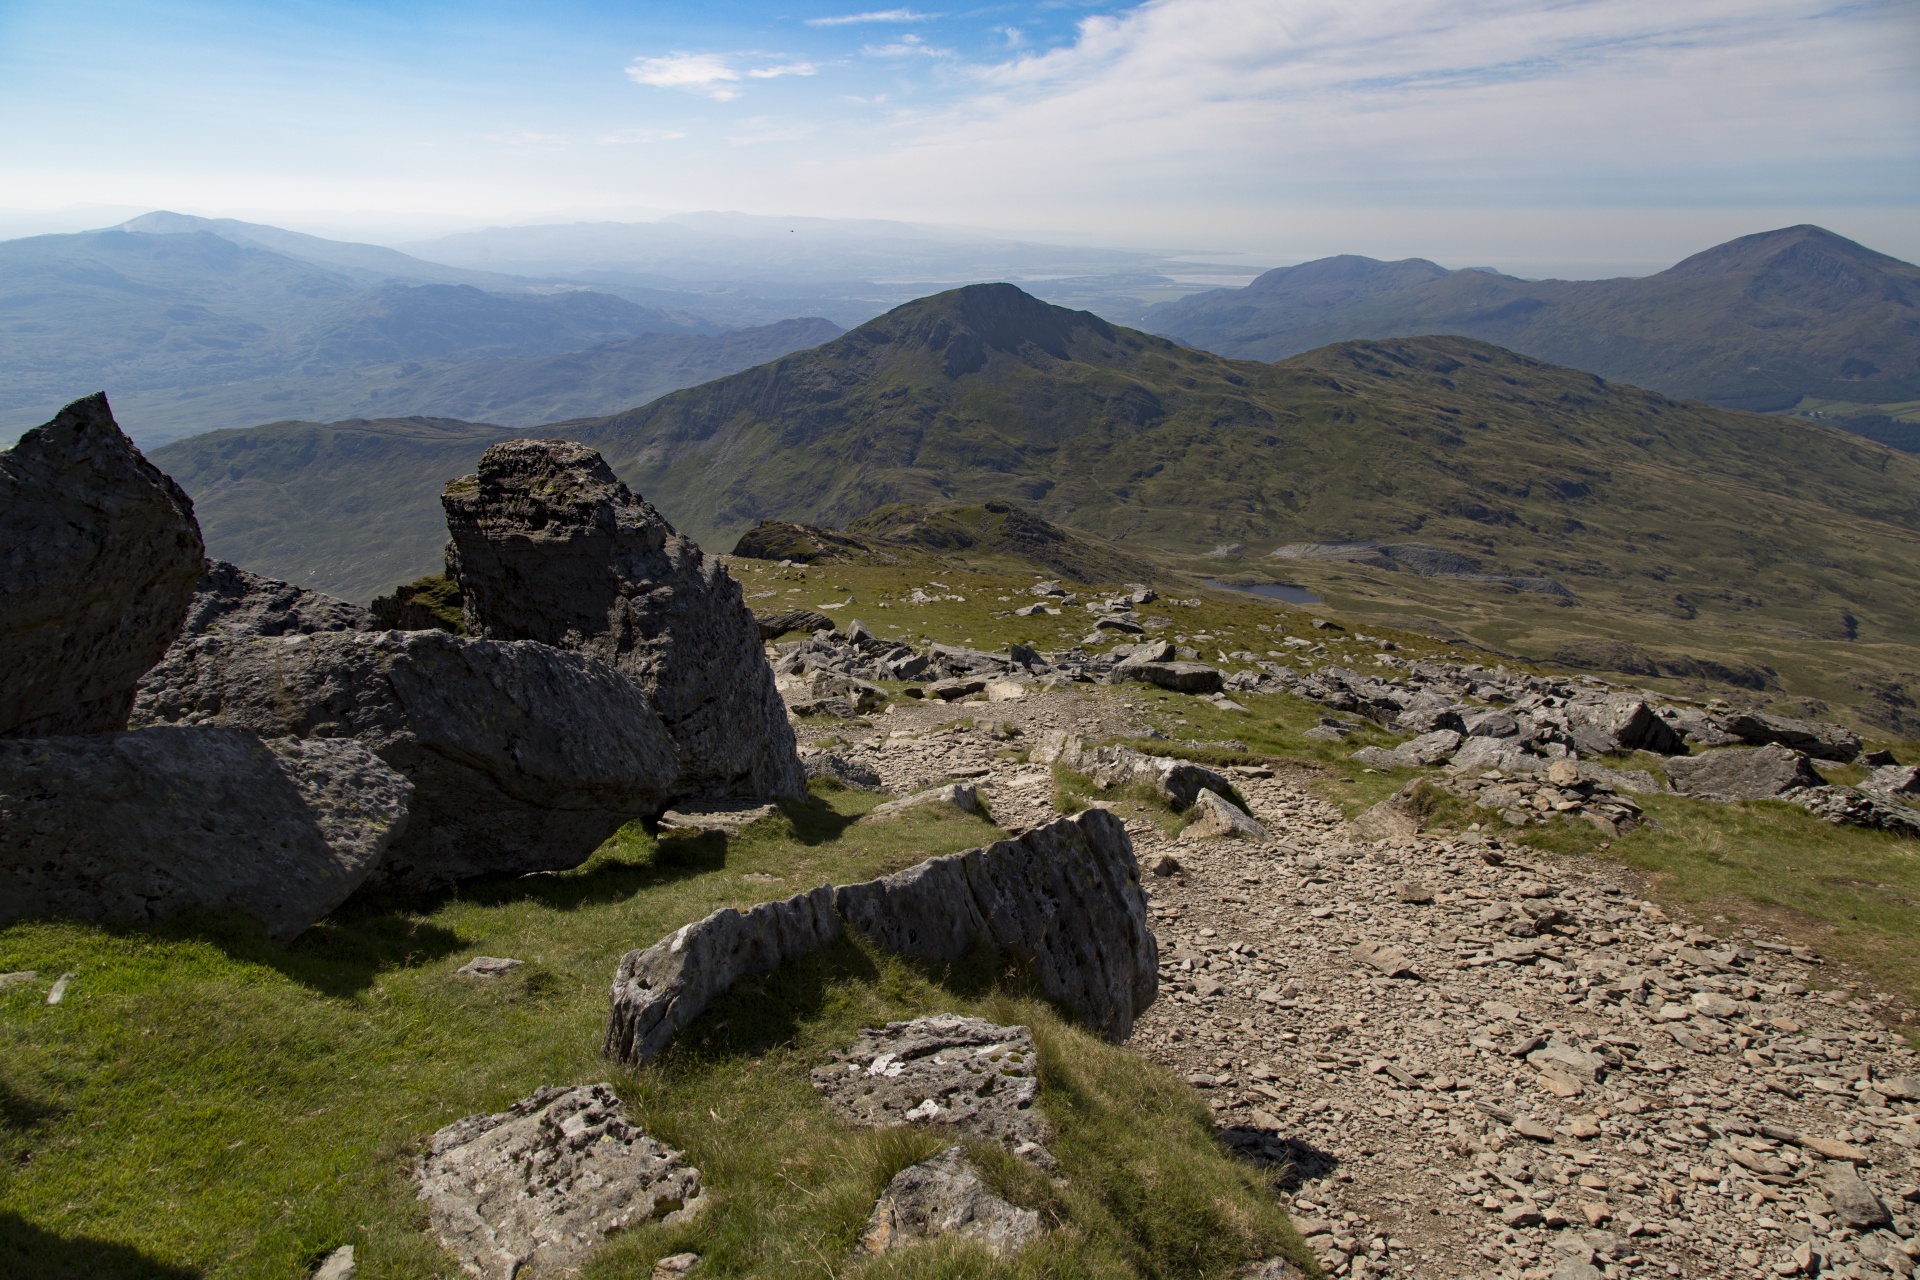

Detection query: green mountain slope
(1143, 226), (1920, 413)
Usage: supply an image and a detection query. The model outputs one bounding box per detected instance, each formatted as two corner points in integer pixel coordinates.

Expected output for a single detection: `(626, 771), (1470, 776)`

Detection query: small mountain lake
(1221, 582), (1322, 605)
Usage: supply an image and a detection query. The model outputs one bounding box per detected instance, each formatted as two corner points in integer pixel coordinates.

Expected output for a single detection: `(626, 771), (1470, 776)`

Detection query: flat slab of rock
(1665, 744), (1820, 801)
(1178, 788), (1269, 842)
(862, 1145), (1041, 1259)
(868, 783), (982, 819)
(607, 810), (1156, 1065)
(1115, 660), (1224, 694)
(0, 728), (409, 940)
(417, 1083), (702, 1280)
(810, 1016), (1052, 1163)
(456, 957), (524, 978)
(444, 439), (803, 800)
(657, 801), (778, 836)
(1726, 711), (1861, 762)
(1, 394), (203, 737)
(799, 749), (882, 791)
(133, 627), (681, 888)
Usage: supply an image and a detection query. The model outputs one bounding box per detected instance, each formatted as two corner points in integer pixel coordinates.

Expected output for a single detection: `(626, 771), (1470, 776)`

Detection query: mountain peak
(1656, 224), (1913, 281)
(849, 282), (1118, 371)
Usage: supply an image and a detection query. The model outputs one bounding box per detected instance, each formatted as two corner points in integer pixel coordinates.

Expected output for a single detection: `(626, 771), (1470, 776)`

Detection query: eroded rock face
(861, 1146), (1042, 1260)
(416, 1084), (703, 1280)
(131, 629), (680, 887)
(1178, 788), (1269, 842)
(606, 811), (1156, 1066)
(178, 562), (373, 639)
(0, 728), (409, 940)
(1726, 711), (1862, 762)
(1, 394), (203, 737)
(443, 440), (802, 800)
(1665, 744), (1821, 801)
(810, 1016), (1052, 1163)
(1563, 698), (1683, 757)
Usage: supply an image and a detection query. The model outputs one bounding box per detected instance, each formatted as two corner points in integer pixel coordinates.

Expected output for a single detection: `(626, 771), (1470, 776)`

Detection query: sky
(1, 0), (1917, 274)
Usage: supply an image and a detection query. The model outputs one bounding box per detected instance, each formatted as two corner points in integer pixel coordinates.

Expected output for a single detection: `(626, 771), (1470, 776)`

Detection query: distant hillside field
(157, 284), (1920, 731)
(1143, 226), (1920, 415)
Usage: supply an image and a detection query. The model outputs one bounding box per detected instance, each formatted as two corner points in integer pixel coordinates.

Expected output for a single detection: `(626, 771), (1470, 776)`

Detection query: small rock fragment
(312, 1245), (356, 1280)
(868, 783), (983, 819)
(652, 1253), (700, 1278)
(455, 957), (524, 978)
(45, 972), (74, 1005)
(863, 1146), (1041, 1259)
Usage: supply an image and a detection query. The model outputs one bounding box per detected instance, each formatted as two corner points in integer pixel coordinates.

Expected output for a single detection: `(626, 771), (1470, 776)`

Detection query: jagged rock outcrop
(861, 1146), (1042, 1259)
(754, 608), (836, 640)
(132, 628), (680, 887)
(416, 1084), (704, 1280)
(0, 727), (409, 940)
(1665, 744), (1822, 801)
(1178, 788), (1270, 842)
(1, 394), (204, 737)
(605, 810), (1156, 1065)
(1031, 733), (1233, 809)
(177, 561), (374, 639)
(443, 439), (802, 800)
(1563, 697), (1684, 756)
(811, 1016), (1053, 1164)
(1725, 711), (1862, 762)
(1352, 729), (1463, 770)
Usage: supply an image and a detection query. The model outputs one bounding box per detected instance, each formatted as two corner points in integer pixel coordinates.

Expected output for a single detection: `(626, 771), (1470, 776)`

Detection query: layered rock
(1665, 744), (1821, 801)
(416, 1084), (704, 1280)
(177, 561), (374, 639)
(443, 440), (802, 800)
(1725, 711), (1862, 762)
(0, 727), (409, 940)
(1, 394), (203, 737)
(132, 628), (680, 887)
(605, 810), (1156, 1065)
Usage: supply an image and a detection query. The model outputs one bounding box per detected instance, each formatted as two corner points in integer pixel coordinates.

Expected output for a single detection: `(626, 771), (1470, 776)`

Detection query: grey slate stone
(444, 439), (802, 801)
(1665, 744), (1822, 801)
(131, 628), (681, 888)
(1115, 659), (1225, 694)
(1726, 711), (1862, 762)
(1178, 788), (1270, 842)
(1, 394), (203, 738)
(0, 727), (409, 940)
(1821, 1164), (1891, 1228)
(861, 1145), (1042, 1259)
(416, 1083), (704, 1280)
(179, 561), (373, 640)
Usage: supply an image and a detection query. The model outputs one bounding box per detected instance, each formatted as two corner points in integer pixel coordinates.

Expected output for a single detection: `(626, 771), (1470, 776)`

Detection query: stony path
(802, 690), (1920, 1280)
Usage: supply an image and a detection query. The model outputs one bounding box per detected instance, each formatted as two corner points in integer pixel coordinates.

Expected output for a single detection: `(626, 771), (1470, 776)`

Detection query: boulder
(1792, 786), (1920, 837)
(1, 394), (204, 737)
(861, 1146), (1042, 1259)
(0, 727), (409, 940)
(1564, 698), (1684, 757)
(1449, 737), (1547, 775)
(1864, 764), (1920, 801)
(1346, 783), (1427, 841)
(1352, 729), (1462, 771)
(1178, 789), (1269, 842)
(799, 748), (883, 791)
(131, 628), (681, 888)
(810, 1016), (1052, 1163)
(754, 608), (837, 641)
(606, 811), (1156, 1066)
(1114, 660), (1224, 694)
(1665, 744), (1821, 801)
(1048, 738), (1232, 808)
(178, 561), (374, 639)
(1821, 1165), (1891, 1228)
(1725, 711), (1862, 762)
(416, 1084), (704, 1280)
(867, 783), (983, 820)
(443, 439), (802, 800)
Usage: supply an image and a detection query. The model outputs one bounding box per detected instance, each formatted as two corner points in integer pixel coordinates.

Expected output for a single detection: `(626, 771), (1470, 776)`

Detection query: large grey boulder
(131, 628), (680, 887)
(605, 810), (1156, 1066)
(1725, 711), (1861, 762)
(416, 1083), (704, 1280)
(1792, 786), (1920, 837)
(810, 1016), (1052, 1164)
(1563, 697), (1683, 757)
(1665, 744), (1821, 801)
(861, 1146), (1042, 1260)
(1352, 728), (1462, 770)
(443, 439), (802, 800)
(178, 561), (374, 638)
(1, 394), (204, 737)
(1114, 659), (1224, 694)
(0, 727), (409, 940)
(1035, 734), (1232, 809)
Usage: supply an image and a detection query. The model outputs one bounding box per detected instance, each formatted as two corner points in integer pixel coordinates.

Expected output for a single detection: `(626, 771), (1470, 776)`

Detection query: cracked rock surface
(862, 1145), (1043, 1258)
(416, 1083), (703, 1280)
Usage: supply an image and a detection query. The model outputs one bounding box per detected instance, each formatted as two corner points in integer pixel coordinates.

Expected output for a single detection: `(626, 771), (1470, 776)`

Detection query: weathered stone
(869, 783), (983, 820)
(1051, 738), (1232, 808)
(657, 801), (778, 836)
(1, 394), (204, 737)
(1346, 781), (1429, 841)
(444, 439), (802, 800)
(1528, 1042), (1607, 1083)
(312, 1245), (356, 1280)
(131, 628), (681, 887)
(1792, 785), (1920, 837)
(652, 1253), (700, 1279)
(1178, 788), (1269, 842)
(0, 728), (409, 940)
(1352, 940), (1418, 979)
(810, 1016), (1051, 1160)
(368, 575), (463, 633)
(1115, 660), (1224, 694)
(1821, 1165), (1891, 1228)
(1353, 729), (1462, 771)
(861, 1146), (1041, 1259)
(181, 561), (373, 640)
(1565, 698), (1684, 757)
(1878, 1074), (1920, 1102)
(754, 608), (836, 640)
(1665, 744), (1821, 801)
(416, 1084), (703, 1280)
(799, 748), (883, 791)
(1726, 711), (1862, 762)
(1448, 737), (1546, 775)
(606, 811), (1156, 1065)
(456, 957), (524, 978)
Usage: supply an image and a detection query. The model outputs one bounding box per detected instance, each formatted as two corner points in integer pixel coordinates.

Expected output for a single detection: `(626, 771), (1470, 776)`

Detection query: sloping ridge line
(602, 808), (1156, 1066)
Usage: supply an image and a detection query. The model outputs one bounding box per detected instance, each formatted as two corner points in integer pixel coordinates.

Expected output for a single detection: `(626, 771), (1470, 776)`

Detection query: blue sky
(2, 0), (1916, 270)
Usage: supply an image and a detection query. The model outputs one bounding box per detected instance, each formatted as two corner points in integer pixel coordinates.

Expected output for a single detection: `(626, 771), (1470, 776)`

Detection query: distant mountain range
(1143, 225), (1920, 414)
(152, 283), (1920, 732)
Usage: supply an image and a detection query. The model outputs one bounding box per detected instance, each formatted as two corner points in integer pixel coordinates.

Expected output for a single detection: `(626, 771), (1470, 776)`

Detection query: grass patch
(0, 783), (1307, 1279)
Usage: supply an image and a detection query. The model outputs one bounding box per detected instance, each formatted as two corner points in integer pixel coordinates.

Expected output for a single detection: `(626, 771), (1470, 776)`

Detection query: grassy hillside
(1143, 225), (1920, 412)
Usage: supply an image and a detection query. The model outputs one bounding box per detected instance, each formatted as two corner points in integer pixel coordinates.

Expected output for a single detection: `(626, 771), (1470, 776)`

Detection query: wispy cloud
(862, 34), (951, 58)
(595, 128), (689, 145)
(806, 9), (935, 25)
(627, 53), (817, 100)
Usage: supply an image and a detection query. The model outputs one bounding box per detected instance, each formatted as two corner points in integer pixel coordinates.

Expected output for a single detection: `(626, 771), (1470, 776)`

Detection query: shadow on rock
(1218, 1125), (1340, 1191)
(0, 1211), (199, 1280)
(667, 936), (885, 1064)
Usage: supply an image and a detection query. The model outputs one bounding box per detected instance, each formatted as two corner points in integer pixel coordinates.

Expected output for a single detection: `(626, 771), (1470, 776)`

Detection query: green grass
(0, 784), (1312, 1279)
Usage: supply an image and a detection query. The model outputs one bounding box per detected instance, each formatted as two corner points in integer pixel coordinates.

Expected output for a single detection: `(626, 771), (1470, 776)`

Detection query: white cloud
(806, 9), (935, 25)
(747, 62), (819, 79)
(862, 34), (951, 58)
(626, 53), (742, 100)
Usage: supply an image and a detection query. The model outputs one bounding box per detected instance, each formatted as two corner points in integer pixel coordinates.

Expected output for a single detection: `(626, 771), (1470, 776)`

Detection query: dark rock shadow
(0, 1211), (200, 1280)
(163, 906), (471, 1001)
(1217, 1124), (1340, 1191)
(663, 936), (884, 1065)
(776, 793), (863, 846)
